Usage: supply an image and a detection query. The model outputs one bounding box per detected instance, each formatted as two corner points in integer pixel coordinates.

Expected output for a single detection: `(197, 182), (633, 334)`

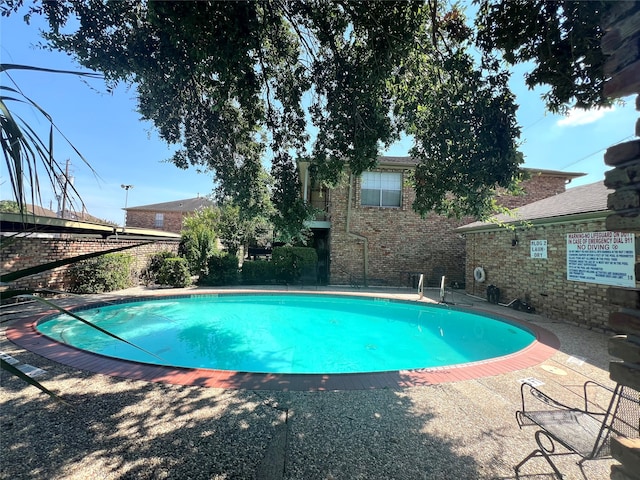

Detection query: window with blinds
(361, 172), (402, 207)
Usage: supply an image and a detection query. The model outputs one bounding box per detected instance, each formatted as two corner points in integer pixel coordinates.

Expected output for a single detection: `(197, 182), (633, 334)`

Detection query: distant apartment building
(124, 196), (214, 233)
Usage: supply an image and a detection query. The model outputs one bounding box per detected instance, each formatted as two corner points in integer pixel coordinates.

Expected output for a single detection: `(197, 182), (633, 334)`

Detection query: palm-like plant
(0, 63), (128, 301)
(1, 64), (155, 401)
(1, 63), (101, 214)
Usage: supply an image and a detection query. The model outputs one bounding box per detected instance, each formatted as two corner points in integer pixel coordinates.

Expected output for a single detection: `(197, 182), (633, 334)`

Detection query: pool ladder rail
(417, 274), (446, 302)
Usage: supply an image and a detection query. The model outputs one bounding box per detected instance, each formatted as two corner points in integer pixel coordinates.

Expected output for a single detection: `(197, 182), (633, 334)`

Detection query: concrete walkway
(0, 286), (618, 480)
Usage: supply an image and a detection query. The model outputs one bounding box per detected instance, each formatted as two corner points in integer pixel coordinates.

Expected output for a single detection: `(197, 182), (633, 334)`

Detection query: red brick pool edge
(6, 299), (560, 391)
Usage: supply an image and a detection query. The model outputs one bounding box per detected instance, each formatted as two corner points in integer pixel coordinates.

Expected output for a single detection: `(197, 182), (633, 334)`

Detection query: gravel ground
(0, 288), (619, 480)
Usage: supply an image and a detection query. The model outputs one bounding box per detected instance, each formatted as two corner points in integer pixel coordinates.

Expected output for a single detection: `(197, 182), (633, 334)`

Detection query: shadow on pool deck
(0, 286), (618, 480)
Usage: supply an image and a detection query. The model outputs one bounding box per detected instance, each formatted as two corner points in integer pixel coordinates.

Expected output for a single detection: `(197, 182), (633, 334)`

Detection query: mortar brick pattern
(497, 175), (569, 208)
(463, 221), (631, 330)
(126, 210), (186, 233)
(1, 238), (179, 291)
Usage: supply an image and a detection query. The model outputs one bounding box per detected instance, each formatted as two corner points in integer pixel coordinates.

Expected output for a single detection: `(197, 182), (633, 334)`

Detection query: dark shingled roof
(457, 180), (609, 232)
(377, 156), (419, 167)
(125, 197), (214, 212)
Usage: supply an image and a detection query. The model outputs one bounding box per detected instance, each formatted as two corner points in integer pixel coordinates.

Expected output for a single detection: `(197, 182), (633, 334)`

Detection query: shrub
(156, 257), (192, 288)
(68, 253), (134, 293)
(241, 260), (277, 284)
(272, 246), (317, 283)
(201, 253), (239, 286)
(141, 251), (176, 285)
(179, 228), (218, 276)
(179, 206), (220, 276)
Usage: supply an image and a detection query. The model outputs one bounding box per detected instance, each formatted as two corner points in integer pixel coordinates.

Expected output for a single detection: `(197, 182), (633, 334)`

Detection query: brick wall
(1, 237), (179, 291)
(463, 219), (640, 331)
(497, 173), (571, 209)
(328, 170), (572, 288)
(126, 210), (186, 233)
(330, 170), (470, 287)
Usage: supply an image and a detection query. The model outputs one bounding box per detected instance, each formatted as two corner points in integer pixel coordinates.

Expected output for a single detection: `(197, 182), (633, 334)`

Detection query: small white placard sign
(530, 240), (547, 259)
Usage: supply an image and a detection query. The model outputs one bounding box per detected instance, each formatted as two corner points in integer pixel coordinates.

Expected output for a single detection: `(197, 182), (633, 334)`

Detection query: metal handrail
(331, 262), (361, 289)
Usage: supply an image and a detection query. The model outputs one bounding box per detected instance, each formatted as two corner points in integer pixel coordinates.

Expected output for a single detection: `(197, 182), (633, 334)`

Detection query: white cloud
(557, 106), (615, 127)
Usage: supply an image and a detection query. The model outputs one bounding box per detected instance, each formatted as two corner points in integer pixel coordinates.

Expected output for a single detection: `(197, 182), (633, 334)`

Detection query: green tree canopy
(2, 0), (614, 221)
(218, 200), (273, 255)
(475, 0), (614, 114)
(0, 200), (20, 213)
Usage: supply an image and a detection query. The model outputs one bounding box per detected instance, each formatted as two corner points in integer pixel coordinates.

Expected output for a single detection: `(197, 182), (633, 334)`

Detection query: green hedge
(241, 260), (277, 285)
(156, 257), (192, 288)
(68, 253), (134, 293)
(201, 253), (239, 286)
(272, 246), (318, 283)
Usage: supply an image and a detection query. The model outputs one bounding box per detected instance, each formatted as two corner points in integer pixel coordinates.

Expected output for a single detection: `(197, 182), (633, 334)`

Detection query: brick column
(602, 3), (640, 478)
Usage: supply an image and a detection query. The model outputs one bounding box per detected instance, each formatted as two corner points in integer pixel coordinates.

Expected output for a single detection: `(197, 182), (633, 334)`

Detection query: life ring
(473, 267), (486, 283)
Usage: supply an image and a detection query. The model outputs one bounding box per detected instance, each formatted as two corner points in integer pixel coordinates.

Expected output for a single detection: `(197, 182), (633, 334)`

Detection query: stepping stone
(16, 364), (47, 378)
(0, 352), (20, 365)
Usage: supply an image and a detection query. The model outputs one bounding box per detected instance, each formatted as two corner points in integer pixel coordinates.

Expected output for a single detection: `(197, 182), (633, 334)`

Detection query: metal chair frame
(514, 380), (639, 479)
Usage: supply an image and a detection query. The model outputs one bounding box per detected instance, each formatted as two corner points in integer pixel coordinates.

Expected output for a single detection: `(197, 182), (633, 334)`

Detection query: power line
(558, 135), (634, 170)
(522, 115), (547, 131)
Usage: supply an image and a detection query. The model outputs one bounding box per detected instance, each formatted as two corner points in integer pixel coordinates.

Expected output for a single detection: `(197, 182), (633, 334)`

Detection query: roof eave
(523, 168), (585, 179)
(0, 212), (115, 233)
(0, 212), (181, 239)
(456, 210), (608, 233)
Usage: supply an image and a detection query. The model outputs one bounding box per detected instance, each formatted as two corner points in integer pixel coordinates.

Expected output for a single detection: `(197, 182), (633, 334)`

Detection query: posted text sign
(566, 232), (636, 287)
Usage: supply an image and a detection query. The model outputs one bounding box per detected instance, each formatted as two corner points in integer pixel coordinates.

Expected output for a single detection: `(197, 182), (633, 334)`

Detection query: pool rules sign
(566, 232), (636, 287)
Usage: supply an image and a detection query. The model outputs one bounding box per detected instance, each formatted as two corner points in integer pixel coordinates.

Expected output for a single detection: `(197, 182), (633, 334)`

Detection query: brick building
(300, 156), (582, 287)
(124, 196), (214, 233)
(458, 180), (639, 330)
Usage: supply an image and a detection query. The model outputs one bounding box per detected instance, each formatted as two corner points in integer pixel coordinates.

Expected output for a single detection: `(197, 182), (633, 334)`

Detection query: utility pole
(60, 159), (71, 219)
(121, 184), (134, 230)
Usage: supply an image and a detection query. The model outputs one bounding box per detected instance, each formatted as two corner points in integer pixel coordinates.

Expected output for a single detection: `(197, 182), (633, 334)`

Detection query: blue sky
(1, 12), (638, 224)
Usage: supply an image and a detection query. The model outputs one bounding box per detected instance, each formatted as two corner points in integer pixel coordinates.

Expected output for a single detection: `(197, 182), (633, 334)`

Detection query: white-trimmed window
(154, 213), (164, 228)
(361, 172), (402, 207)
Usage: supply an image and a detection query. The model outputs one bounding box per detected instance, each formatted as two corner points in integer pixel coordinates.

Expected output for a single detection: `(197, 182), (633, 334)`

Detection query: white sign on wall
(530, 240), (547, 259)
(566, 231), (636, 287)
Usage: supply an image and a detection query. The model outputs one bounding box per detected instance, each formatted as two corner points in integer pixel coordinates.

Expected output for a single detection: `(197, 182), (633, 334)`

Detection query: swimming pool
(36, 294), (536, 375)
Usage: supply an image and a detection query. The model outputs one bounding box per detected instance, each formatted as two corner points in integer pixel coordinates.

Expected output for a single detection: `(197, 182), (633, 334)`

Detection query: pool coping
(5, 291), (560, 391)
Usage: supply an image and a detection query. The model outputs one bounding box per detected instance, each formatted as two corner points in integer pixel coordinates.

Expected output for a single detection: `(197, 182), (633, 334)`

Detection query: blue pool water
(37, 294), (535, 374)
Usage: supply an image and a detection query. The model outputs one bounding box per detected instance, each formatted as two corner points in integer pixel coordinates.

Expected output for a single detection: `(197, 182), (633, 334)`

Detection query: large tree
(475, 0), (614, 114)
(3, 0), (612, 224)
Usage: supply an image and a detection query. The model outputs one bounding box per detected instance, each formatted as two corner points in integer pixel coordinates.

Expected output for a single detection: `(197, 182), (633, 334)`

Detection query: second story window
(361, 172), (401, 207)
(154, 213), (164, 228)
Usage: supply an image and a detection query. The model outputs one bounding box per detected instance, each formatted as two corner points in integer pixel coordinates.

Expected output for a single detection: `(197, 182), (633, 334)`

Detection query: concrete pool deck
(0, 286), (619, 479)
